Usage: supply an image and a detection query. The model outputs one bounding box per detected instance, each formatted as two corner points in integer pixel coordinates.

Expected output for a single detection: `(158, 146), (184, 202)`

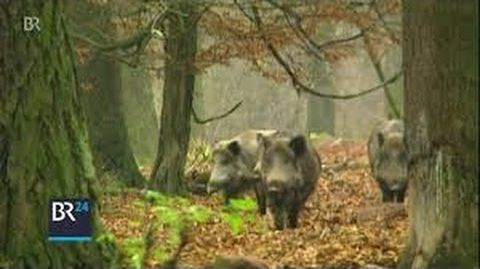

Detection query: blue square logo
(48, 198), (92, 242)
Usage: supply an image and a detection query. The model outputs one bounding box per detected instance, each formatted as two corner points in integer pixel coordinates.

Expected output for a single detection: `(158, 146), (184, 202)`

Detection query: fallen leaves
(101, 139), (408, 268)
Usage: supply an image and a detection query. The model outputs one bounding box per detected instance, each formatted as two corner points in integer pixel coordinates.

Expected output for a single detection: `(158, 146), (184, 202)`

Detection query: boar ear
(227, 140), (241, 155)
(289, 135), (307, 156)
(377, 132), (384, 146)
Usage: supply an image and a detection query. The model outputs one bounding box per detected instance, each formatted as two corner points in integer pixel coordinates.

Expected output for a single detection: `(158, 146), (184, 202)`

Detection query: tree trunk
(399, 1), (478, 268)
(0, 1), (117, 268)
(308, 22), (335, 135)
(120, 65), (159, 167)
(308, 60), (334, 135)
(72, 0), (145, 188)
(81, 55), (145, 188)
(150, 0), (198, 194)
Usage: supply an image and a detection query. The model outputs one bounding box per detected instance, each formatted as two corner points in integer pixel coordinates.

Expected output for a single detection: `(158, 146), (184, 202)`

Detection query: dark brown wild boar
(207, 129), (280, 214)
(256, 133), (322, 230)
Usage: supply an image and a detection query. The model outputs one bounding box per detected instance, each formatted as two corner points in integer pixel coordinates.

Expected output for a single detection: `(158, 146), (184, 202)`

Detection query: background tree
(72, 1), (145, 187)
(196, 1), (402, 140)
(399, 0), (478, 268)
(0, 0), (117, 268)
(71, 0), (403, 194)
(149, 0), (199, 194)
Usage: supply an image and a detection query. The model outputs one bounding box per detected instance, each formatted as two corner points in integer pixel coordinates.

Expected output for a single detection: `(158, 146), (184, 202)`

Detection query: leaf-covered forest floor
(100, 139), (408, 268)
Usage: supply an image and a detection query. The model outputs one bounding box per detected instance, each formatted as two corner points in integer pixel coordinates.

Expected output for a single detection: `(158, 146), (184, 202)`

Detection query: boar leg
(395, 187), (407, 203)
(286, 191), (300, 229)
(254, 180), (267, 215)
(268, 191), (285, 230)
(378, 179), (394, 202)
(223, 186), (236, 205)
(223, 178), (244, 205)
(273, 206), (284, 230)
(382, 192), (394, 203)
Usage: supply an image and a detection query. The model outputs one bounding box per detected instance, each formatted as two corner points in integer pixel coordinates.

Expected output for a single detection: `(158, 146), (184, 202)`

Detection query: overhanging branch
(234, 0), (255, 22)
(371, 0), (400, 44)
(70, 26), (150, 52)
(70, 11), (167, 53)
(249, 3), (403, 100)
(192, 101), (243, 124)
(266, 0), (365, 54)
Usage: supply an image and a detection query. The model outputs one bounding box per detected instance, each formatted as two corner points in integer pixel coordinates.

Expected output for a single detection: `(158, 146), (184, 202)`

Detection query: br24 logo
(51, 200), (89, 222)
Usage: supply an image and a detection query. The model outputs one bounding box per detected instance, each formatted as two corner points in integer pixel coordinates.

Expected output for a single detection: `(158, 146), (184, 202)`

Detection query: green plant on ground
(117, 190), (261, 266)
(221, 197), (258, 234)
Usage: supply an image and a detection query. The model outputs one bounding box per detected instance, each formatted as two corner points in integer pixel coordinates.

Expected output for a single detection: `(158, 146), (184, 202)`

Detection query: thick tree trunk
(0, 1), (117, 268)
(150, 0), (198, 194)
(399, 1), (478, 268)
(81, 55), (145, 188)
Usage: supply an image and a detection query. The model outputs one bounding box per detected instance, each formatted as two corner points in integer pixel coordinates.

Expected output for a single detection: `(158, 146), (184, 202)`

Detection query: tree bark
(81, 55), (145, 188)
(150, 0), (198, 194)
(0, 1), (117, 268)
(73, 0), (145, 188)
(307, 22), (335, 135)
(399, 1), (478, 268)
(308, 60), (334, 135)
(120, 65), (159, 166)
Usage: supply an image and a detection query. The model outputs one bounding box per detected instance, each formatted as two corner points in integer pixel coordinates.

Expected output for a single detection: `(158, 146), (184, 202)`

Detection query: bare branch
(370, 0), (400, 44)
(250, 3), (403, 100)
(70, 27), (149, 52)
(266, 0), (365, 56)
(363, 35), (401, 118)
(280, 10), (326, 60)
(314, 31), (364, 51)
(192, 101), (243, 124)
(234, 0), (255, 22)
(193, 4), (213, 25)
(100, 50), (165, 72)
(71, 9), (169, 72)
(70, 10), (167, 53)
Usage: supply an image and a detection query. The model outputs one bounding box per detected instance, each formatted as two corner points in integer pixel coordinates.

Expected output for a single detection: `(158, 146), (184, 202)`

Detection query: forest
(0, 0), (478, 269)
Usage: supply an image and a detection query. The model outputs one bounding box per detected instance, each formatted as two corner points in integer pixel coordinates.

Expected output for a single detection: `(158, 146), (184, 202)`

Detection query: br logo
(48, 199), (92, 242)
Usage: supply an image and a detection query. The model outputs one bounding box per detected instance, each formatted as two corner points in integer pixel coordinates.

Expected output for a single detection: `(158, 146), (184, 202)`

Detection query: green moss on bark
(0, 0), (118, 268)
(400, 0), (478, 268)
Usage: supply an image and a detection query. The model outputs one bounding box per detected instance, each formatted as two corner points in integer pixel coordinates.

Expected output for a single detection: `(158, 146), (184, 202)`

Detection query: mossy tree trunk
(150, 0), (198, 194)
(0, 1), (117, 268)
(399, 1), (478, 268)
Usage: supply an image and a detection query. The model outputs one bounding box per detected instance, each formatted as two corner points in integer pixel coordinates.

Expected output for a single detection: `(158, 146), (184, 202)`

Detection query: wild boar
(368, 119), (408, 203)
(256, 133), (322, 230)
(207, 129), (280, 214)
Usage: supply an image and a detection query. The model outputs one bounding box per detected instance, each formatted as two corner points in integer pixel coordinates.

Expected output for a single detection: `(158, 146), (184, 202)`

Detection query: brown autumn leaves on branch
(74, 0), (401, 99)
(196, 0), (400, 82)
